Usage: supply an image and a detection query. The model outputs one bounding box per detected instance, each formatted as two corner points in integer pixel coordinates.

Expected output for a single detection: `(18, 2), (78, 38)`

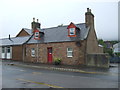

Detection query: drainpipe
(22, 45), (24, 62)
(36, 43), (39, 63)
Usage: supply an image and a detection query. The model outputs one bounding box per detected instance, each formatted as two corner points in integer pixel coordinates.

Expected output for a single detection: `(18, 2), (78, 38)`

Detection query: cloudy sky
(0, 0), (119, 40)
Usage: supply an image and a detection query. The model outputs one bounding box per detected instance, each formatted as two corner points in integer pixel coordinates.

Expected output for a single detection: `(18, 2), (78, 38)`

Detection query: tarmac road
(2, 61), (119, 88)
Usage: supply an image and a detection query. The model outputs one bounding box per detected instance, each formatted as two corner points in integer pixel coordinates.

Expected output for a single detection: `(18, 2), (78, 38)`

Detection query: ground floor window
(67, 48), (73, 57)
(2, 46), (12, 59)
(7, 47), (10, 53)
(31, 48), (35, 57)
(2, 47), (5, 53)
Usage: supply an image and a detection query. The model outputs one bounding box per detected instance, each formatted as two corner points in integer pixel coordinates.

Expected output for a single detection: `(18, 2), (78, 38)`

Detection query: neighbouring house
(104, 41), (113, 49)
(113, 42), (120, 54)
(0, 8), (109, 68)
(109, 42), (120, 63)
(0, 36), (30, 60)
(16, 28), (32, 37)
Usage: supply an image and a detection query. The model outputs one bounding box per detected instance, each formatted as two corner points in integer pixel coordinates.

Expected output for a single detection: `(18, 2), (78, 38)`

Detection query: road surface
(2, 61), (119, 88)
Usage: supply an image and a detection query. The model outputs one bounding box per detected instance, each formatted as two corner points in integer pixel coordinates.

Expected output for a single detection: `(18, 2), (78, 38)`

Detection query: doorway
(47, 47), (52, 63)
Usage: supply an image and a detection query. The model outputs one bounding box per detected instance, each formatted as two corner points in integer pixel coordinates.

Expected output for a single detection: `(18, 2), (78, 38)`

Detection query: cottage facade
(0, 8), (108, 67)
(23, 8), (103, 65)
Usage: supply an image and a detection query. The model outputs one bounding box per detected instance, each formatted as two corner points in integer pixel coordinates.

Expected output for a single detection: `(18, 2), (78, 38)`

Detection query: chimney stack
(85, 8), (94, 28)
(31, 18), (41, 33)
(9, 34), (10, 40)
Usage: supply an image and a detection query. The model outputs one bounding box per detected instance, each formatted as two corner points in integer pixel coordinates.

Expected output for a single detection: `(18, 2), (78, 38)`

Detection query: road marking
(20, 70), (25, 72)
(32, 72), (42, 75)
(77, 70), (118, 76)
(14, 64), (118, 76)
(16, 78), (64, 88)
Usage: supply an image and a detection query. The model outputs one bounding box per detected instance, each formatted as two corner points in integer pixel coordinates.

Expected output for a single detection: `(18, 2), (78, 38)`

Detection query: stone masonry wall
(16, 30), (29, 37)
(12, 45), (23, 61)
(24, 41), (86, 65)
(86, 54), (109, 68)
(86, 28), (103, 54)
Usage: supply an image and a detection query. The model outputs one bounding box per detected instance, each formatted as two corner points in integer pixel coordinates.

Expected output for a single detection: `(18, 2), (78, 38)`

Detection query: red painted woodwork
(34, 29), (40, 40)
(47, 47), (52, 63)
(67, 22), (76, 37)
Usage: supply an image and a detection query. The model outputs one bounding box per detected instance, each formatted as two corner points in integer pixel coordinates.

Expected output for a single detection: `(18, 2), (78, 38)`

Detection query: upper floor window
(69, 28), (75, 35)
(34, 29), (40, 40)
(67, 22), (76, 37)
(35, 32), (39, 38)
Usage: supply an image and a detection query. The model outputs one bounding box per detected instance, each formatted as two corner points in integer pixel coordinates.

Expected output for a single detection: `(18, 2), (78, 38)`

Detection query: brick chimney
(31, 18), (41, 33)
(85, 8), (94, 28)
(36, 19), (41, 29)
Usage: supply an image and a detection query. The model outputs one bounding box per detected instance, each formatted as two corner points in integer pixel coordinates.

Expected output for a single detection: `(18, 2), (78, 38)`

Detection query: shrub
(54, 58), (61, 65)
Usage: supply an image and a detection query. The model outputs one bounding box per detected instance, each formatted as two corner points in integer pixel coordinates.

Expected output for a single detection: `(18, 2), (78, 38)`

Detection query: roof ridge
(22, 28), (31, 30)
(0, 36), (31, 40)
(42, 23), (85, 30)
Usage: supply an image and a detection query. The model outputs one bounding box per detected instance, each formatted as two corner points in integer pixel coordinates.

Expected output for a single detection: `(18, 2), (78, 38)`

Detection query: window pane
(69, 28), (75, 35)
(68, 48), (72, 51)
(2, 47), (5, 53)
(35, 32), (39, 35)
(7, 47), (10, 53)
(67, 52), (72, 57)
(67, 48), (73, 57)
(31, 48), (35, 57)
(35, 32), (39, 38)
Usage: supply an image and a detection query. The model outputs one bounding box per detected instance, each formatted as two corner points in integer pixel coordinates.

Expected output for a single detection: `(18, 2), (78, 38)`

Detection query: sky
(0, 0), (119, 41)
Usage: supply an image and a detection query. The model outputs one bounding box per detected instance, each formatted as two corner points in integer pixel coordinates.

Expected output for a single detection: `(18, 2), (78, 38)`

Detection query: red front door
(47, 47), (52, 63)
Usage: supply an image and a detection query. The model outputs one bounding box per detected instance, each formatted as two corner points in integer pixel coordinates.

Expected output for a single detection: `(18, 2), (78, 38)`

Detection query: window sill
(67, 56), (73, 58)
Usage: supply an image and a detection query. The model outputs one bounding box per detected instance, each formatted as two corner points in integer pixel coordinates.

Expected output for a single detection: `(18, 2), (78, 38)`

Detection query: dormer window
(67, 22), (76, 37)
(34, 29), (40, 40)
(69, 28), (75, 35)
(35, 32), (39, 38)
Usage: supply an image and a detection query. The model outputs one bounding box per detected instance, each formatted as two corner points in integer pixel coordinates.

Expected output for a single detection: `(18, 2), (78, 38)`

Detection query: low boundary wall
(86, 53), (110, 68)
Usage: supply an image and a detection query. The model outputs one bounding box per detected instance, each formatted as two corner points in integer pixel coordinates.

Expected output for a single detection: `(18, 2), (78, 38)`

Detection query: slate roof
(27, 23), (90, 44)
(0, 23), (90, 46)
(0, 36), (31, 46)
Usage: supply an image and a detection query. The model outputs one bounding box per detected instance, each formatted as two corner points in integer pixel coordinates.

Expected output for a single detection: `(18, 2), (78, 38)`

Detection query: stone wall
(12, 45), (23, 61)
(16, 30), (29, 37)
(24, 41), (86, 65)
(86, 28), (103, 54)
(86, 53), (109, 68)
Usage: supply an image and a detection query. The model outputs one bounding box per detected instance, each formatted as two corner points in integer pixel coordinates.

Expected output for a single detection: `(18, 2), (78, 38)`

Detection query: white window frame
(35, 32), (39, 38)
(69, 28), (75, 35)
(2, 47), (5, 53)
(7, 47), (10, 53)
(31, 48), (35, 57)
(67, 48), (73, 57)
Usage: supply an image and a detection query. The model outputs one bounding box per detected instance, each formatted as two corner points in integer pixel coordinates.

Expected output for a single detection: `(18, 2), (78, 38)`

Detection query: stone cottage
(0, 8), (109, 68)
(23, 8), (104, 65)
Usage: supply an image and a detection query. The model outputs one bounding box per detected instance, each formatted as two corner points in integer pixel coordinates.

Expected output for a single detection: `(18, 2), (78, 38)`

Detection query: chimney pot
(89, 9), (91, 12)
(87, 8), (89, 12)
(33, 17), (35, 22)
(37, 19), (39, 22)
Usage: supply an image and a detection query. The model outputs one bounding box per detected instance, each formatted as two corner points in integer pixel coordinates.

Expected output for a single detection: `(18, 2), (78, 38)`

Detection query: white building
(113, 42), (120, 53)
